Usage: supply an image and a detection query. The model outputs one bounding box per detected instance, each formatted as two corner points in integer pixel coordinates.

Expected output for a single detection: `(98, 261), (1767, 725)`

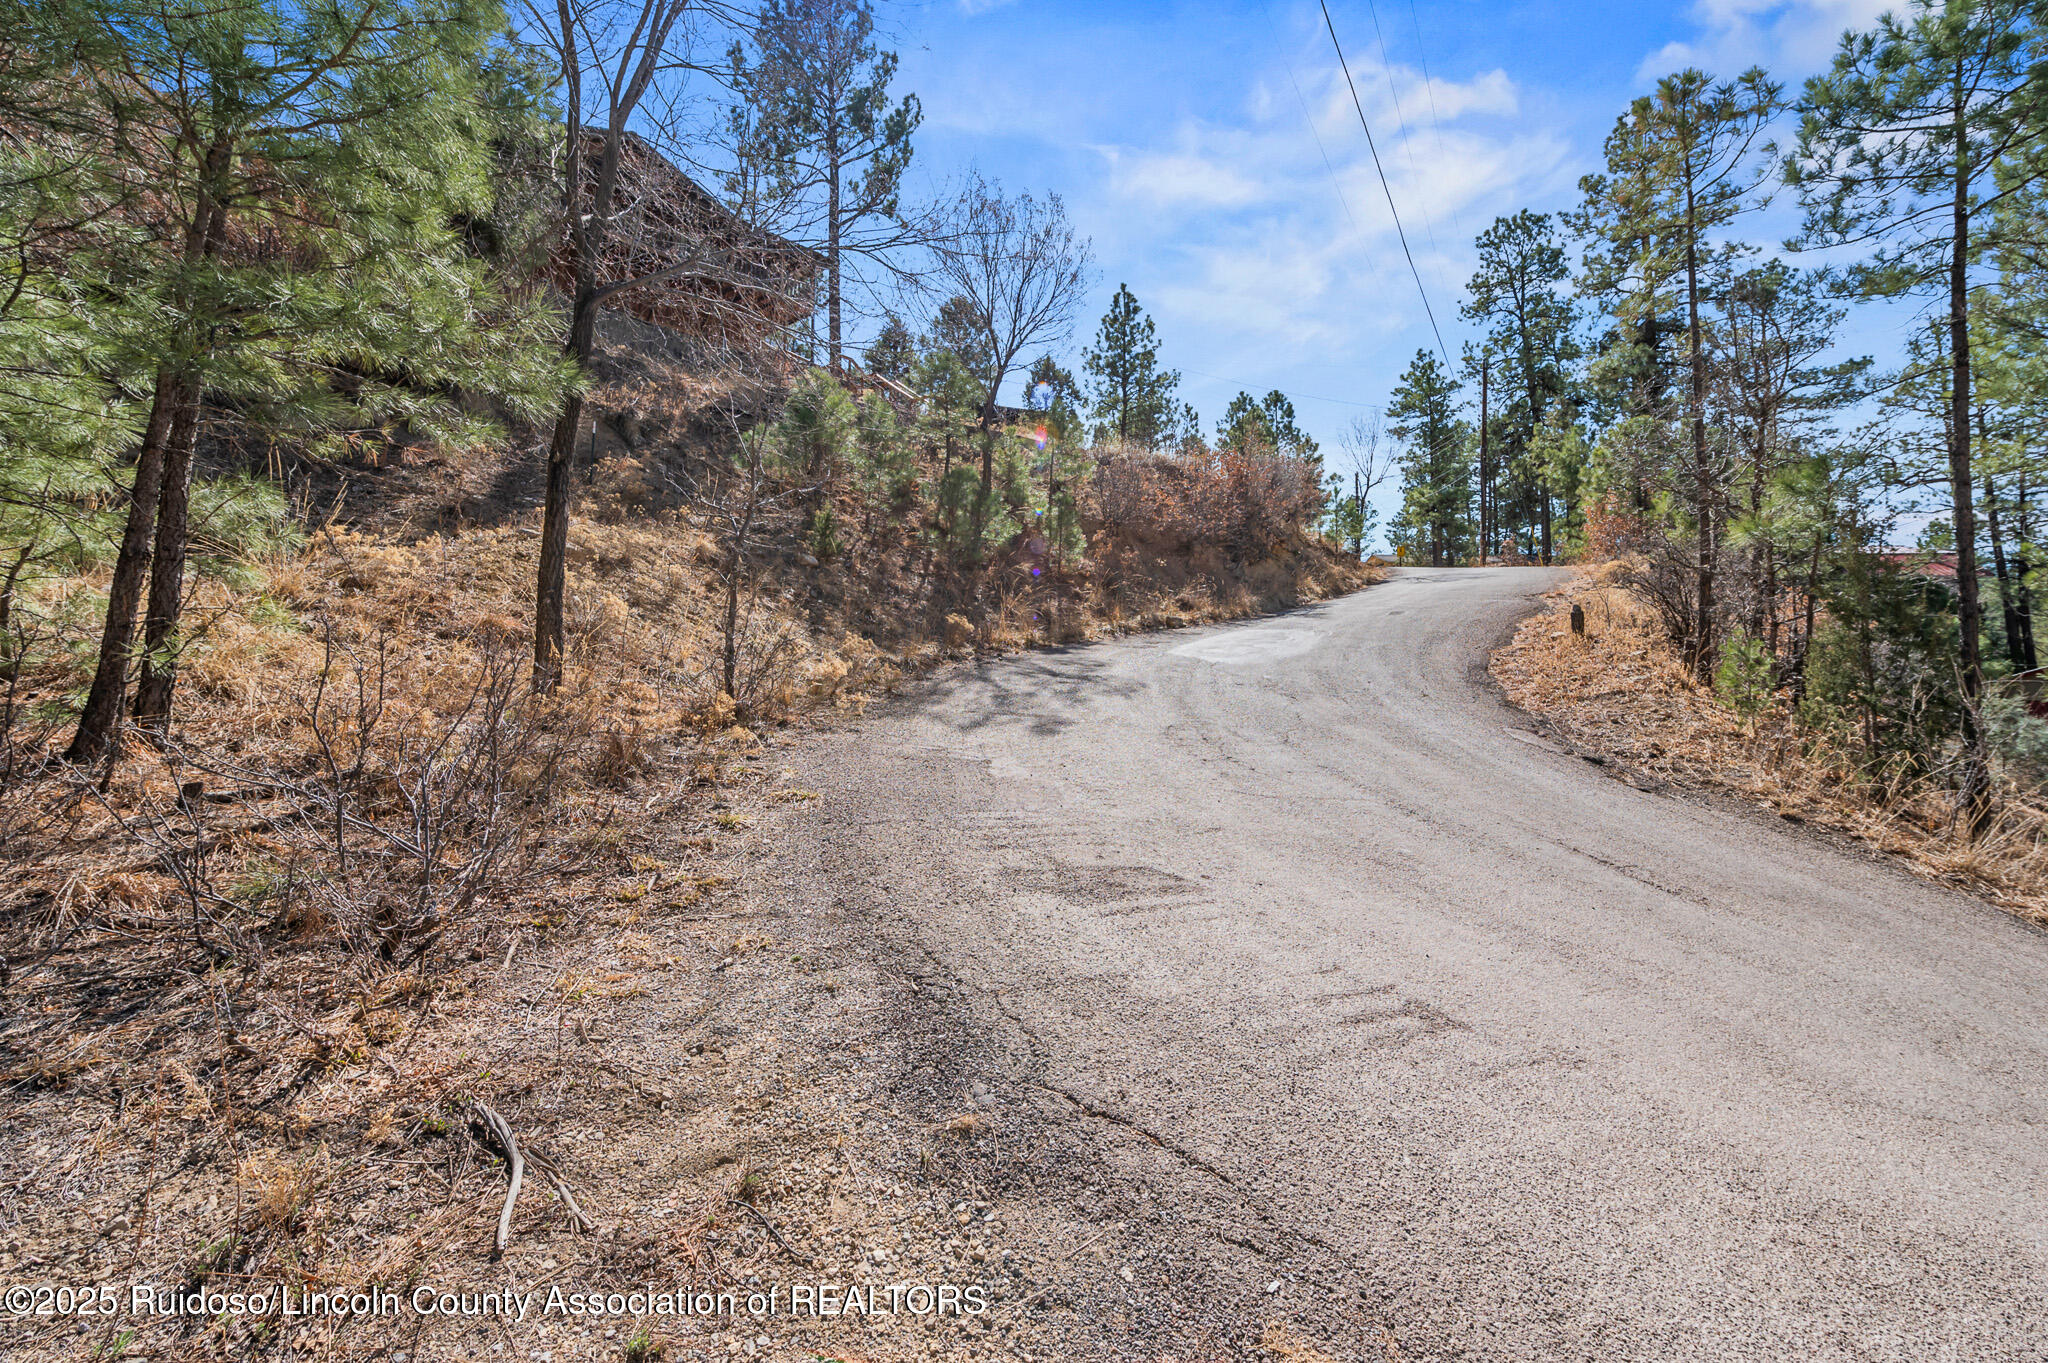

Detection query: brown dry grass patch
(1494, 566), (2048, 925)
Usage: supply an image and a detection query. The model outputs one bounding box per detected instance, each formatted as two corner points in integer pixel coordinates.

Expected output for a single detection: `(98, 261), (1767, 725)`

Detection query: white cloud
(1097, 62), (1547, 225)
(1103, 146), (1267, 210)
(1636, 0), (1899, 83)
(955, 0), (1018, 14)
(1072, 48), (1571, 377)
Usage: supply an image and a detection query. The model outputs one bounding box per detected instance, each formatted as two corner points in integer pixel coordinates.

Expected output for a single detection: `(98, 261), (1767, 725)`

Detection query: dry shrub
(119, 623), (574, 970)
(237, 1149), (326, 1236)
(590, 725), (656, 787)
(1582, 494), (1655, 562)
(1093, 445), (1322, 559)
(570, 588), (635, 648)
(807, 632), (896, 705)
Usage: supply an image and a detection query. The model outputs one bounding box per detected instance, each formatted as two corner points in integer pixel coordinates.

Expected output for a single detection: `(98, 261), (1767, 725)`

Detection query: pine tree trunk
(65, 371), (183, 762)
(1763, 544), (1780, 662)
(131, 191), (228, 735)
(1685, 177), (1714, 681)
(1984, 469), (2023, 665)
(1947, 72), (1989, 834)
(1515, 325), (1551, 565)
(2014, 471), (2038, 669)
(1791, 532), (1823, 704)
(1749, 422), (1769, 643)
(825, 117), (842, 374)
(66, 163), (228, 762)
(130, 392), (203, 732)
(1478, 359), (1490, 560)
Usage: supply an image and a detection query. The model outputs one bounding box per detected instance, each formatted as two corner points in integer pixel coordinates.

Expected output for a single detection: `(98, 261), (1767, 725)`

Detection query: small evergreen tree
(1217, 390), (1317, 461)
(1387, 351), (1471, 566)
(925, 295), (993, 376)
(1082, 283), (1180, 448)
(862, 314), (916, 379)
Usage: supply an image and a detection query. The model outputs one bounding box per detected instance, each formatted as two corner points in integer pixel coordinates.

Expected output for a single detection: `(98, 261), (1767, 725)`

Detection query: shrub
(1799, 556), (1962, 774)
(1713, 630), (1775, 720)
(1984, 693), (2048, 788)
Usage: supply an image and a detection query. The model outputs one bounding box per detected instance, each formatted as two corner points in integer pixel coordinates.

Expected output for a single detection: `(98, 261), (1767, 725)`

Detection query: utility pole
(1478, 354), (1491, 562)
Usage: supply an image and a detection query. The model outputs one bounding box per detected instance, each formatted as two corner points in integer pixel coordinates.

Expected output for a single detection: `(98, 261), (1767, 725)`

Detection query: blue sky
(874, 0), (1902, 530)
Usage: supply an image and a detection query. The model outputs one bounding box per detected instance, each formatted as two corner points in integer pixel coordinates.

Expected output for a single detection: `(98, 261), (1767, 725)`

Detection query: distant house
(556, 128), (824, 346)
(840, 363), (920, 411)
(1879, 550), (1958, 583)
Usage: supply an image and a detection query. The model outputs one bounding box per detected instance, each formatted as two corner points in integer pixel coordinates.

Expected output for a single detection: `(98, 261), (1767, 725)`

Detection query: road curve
(798, 567), (2048, 1361)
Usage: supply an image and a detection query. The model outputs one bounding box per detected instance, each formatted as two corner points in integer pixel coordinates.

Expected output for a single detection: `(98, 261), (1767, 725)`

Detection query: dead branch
(735, 1197), (803, 1263)
(472, 1102), (525, 1259)
(525, 1147), (594, 1234)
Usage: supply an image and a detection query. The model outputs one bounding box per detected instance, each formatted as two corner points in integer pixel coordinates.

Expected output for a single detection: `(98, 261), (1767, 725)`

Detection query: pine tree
(1026, 355), (1089, 563)
(1082, 283), (1179, 448)
(1578, 67), (1780, 677)
(1217, 390), (1317, 460)
(1710, 261), (1870, 652)
(925, 295), (993, 377)
(862, 313), (916, 379)
(730, 0), (921, 373)
(910, 348), (986, 564)
(1461, 211), (1579, 563)
(53, 0), (566, 759)
(1386, 350), (1470, 566)
(0, 20), (143, 636)
(1788, 0), (2048, 825)
(1217, 392), (1269, 450)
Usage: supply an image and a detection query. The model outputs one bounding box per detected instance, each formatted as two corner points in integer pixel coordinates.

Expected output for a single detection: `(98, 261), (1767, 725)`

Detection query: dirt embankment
(2, 339), (1375, 1363)
(1491, 566), (2048, 925)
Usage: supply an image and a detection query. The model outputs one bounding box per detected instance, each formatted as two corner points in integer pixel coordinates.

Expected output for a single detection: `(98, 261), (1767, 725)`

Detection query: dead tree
(930, 174), (1091, 586)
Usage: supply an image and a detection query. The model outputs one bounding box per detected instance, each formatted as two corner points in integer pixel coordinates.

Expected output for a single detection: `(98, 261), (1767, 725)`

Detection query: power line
(1318, 0), (1450, 366)
(1361, 0), (1438, 262)
(1362, 0), (1458, 320)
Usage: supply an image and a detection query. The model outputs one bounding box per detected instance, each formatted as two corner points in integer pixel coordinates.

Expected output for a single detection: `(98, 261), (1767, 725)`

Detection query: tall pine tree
(729, 0), (922, 373)
(1788, 0), (2048, 826)
(1387, 351), (1470, 566)
(1462, 211), (1578, 563)
(1083, 283), (1180, 448)
(1578, 66), (1779, 677)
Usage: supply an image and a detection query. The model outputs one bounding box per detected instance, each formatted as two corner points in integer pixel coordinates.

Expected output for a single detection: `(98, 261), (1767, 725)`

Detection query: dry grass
(1493, 566), (2048, 925)
(0, 295), (1389, 1360)
(0, 470), (1379, 1362)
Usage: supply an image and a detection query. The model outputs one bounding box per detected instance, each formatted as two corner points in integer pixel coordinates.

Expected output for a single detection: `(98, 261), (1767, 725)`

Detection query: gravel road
(796, 567), (2048, 1361)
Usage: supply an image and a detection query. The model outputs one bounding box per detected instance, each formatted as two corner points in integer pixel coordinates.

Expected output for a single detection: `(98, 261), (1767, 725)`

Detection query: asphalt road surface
(799, 567), (2048, 1361)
